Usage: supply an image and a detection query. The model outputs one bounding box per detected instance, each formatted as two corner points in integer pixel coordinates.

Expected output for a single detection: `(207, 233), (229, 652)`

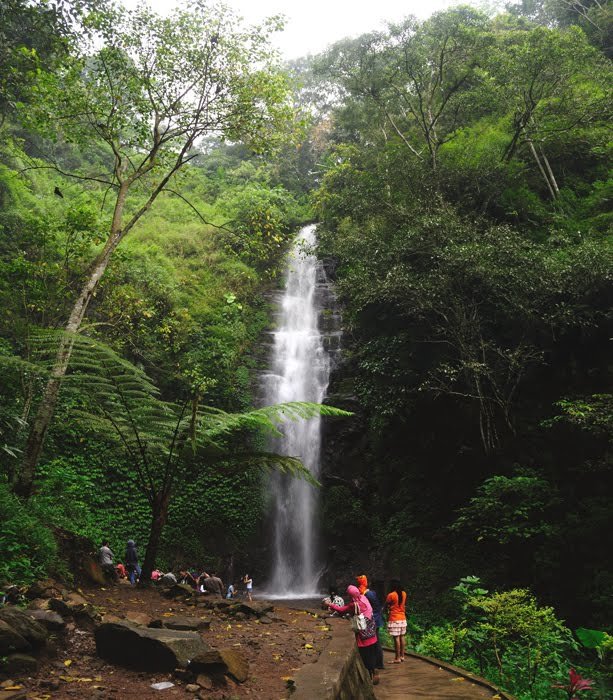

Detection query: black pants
(358, 643), (377, 675)
(375, 628), (384, 668)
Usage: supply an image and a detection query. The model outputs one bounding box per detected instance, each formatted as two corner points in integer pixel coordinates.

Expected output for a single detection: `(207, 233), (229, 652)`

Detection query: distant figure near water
(243, 574), (253, 601)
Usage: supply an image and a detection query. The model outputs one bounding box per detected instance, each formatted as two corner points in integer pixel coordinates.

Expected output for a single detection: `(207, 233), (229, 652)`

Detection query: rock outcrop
(190, 648), (249, 683)
(0, 608), (47, 649)
(95, 621), (209, 671)
(0, 620), (29, 656)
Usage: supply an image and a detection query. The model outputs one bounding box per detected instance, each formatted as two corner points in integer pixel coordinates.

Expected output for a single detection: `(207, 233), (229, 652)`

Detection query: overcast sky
(122, 0), (461, 58)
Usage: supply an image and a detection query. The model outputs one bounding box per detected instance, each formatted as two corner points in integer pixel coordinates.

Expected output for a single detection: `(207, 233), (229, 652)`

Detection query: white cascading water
(261, 224), (336, 597)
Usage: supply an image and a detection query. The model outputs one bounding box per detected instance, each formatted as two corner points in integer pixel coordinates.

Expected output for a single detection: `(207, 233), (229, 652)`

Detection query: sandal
(388, 659), (402, 664)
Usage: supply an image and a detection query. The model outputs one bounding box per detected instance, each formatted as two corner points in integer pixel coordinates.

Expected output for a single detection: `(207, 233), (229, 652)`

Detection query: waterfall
(260, 224), (339, 597)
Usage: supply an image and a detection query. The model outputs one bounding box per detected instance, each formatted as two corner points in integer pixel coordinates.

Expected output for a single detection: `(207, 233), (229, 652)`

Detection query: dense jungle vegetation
(0, 0), (611, 697)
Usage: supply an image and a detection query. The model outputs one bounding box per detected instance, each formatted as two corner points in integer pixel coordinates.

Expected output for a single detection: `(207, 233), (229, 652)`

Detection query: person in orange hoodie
(385, 579), (407, 663)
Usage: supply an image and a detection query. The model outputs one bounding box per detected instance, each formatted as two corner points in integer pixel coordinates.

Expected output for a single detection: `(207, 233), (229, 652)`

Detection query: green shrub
(0, 481), (57, 584)
(416, 580), (577, 700)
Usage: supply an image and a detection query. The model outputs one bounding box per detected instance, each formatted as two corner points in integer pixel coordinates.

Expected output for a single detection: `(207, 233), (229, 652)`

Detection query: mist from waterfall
(260, 224), (336, 597)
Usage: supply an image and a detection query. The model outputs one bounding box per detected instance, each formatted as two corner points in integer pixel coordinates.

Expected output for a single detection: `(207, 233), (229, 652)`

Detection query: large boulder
(0, 608), (47, 648)
(47, 598), (70, 617)
(190, 648), (249, 683)
(124, 611), (152, 627)
(64, 592), (89, 611)
(0, 620), (29, 655)
(228, 601), (273, 618)
(95, 621), (209, 671)
(154, 616), (210, 632)
(25, 610), (66, 632)
(62, 592), (100, 629)
(24, 579), (62, 601)
(162, 583), (195, 600)
(4, 653), (38, 676)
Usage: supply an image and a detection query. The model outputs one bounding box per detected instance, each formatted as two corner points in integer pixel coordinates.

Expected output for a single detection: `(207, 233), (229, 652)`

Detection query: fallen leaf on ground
(64, 660), (72, 667)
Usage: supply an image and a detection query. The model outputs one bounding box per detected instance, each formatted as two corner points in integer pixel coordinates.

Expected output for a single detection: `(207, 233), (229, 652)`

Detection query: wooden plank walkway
(375, 650), (509, 699)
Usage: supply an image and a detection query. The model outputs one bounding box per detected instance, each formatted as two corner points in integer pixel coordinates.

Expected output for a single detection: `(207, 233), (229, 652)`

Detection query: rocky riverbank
(0, 580), (335, 699)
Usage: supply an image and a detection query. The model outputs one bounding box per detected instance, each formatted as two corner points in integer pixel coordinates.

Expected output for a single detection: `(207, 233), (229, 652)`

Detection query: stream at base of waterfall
(260, 224), (340, 597)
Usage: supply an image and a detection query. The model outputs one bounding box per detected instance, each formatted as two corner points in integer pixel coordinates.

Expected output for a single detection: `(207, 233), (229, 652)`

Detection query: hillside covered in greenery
(0, 0), (611, 698)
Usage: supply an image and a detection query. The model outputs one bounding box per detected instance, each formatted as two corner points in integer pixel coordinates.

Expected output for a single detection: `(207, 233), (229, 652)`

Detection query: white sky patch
(121, 0), (460, 59)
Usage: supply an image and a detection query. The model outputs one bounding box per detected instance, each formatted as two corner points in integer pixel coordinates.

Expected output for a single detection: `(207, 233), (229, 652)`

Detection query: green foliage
(417, 580), (577, 699)
(452, 469), (558, 544)
(220, 184), (307, 273)
(321, 485), (369, 539)
(0, 480), (57, 584)
(309, 0), (613, 637)
(163, 467), (264, 567)
(546, 395), (613, 437)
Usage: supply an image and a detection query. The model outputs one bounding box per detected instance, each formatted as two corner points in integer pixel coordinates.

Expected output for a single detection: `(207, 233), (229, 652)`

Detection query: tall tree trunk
(14, 185), (129, 498)
(141, 489), (171, 584)
(527, 139), (557, 200)
(539, 147), (560, 197)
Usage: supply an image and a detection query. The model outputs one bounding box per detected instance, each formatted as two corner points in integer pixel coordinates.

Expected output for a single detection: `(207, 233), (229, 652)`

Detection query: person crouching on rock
(98, 540), (117, 582)
(328, 584), (380, 685)
(321, 586), (344, 612)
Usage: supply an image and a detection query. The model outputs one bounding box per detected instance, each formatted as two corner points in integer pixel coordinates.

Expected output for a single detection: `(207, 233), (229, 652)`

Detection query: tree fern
(5, 330), (351, 575)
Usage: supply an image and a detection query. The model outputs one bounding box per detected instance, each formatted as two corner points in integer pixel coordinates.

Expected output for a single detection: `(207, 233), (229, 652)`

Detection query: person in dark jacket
(125, 540), (141, 585)
(357, 575), (385, 670)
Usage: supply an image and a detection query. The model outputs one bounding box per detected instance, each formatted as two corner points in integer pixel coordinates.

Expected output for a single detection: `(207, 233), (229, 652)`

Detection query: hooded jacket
(356, 575), (384, 628)
(125, 540), (139, 567)
(327, 585), (377, 648)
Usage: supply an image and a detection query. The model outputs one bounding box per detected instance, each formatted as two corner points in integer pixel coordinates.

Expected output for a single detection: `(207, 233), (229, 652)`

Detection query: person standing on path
(124, 539), (141, 585)
(385, 579), (407, 663)
(357, 574), (384, 670)
(328, 584), (380, 685)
